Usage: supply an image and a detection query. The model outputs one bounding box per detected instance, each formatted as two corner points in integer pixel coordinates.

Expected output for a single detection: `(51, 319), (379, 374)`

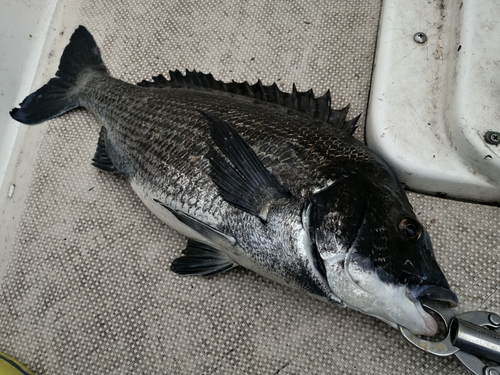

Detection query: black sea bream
(11, 26), (458, 336)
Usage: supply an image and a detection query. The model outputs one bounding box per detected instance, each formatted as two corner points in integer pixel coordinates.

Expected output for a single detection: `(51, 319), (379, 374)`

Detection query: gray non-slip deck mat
(1, 1), (499, 374)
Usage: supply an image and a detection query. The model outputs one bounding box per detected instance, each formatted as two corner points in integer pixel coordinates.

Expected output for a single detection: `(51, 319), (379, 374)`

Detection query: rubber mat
(1, 1), (499, 374)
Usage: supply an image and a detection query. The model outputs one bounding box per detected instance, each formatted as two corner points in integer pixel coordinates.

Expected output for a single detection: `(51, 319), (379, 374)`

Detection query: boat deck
(0, 0), (498, 374)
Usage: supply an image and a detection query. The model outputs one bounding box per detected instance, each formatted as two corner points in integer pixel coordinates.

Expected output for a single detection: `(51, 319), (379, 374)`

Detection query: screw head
(489, 313), (500, 327)
(485, 131), (500, 145)
(413, 32), (427, 43)
(486, 368), (500, 375)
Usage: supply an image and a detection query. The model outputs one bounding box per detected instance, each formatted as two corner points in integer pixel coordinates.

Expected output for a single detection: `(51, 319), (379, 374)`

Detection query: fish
(10, 26), (458, 336)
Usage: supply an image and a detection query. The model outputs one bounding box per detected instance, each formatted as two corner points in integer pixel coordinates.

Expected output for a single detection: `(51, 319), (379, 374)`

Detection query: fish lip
(405, 300), (439, 336)
(401, 284), (458, 336)
(412, 285), (459, 308)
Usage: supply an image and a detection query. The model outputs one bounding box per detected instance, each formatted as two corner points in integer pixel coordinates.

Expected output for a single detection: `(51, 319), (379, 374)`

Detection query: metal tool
(400, 300), (500, 374)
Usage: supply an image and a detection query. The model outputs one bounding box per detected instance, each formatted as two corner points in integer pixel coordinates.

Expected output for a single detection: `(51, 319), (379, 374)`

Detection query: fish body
(11, 26), (458, 336)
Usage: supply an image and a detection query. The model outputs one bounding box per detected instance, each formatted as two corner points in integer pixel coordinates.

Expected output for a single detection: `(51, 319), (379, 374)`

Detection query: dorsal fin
(137, 70), (360, 135)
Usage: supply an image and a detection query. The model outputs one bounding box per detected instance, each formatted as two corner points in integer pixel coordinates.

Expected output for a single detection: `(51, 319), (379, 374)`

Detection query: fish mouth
(412, 284), (459, 307)
(405, 285), (459, 336)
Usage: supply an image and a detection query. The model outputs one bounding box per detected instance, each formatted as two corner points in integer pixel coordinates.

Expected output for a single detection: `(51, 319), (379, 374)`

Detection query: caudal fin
(10, 26), (107, 125)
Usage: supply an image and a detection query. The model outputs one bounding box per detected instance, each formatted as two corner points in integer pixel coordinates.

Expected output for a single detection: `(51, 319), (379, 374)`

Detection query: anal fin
(92, 126), (117, 173)
(171, 239), (237, 277)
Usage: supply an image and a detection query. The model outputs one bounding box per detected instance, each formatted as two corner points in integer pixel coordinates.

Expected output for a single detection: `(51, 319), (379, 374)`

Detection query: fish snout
(413, 285), (459, 307)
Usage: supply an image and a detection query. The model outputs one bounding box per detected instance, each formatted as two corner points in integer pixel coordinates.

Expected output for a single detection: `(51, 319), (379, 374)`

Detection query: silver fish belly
(11, 26), (458, 336)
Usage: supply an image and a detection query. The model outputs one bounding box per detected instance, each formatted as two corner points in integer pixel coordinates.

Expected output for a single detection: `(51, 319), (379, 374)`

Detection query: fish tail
(10, 26), (107, 125)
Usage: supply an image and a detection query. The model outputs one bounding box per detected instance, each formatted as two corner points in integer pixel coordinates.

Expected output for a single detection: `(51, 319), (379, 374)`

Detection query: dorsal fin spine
(137, 70), (360, 134)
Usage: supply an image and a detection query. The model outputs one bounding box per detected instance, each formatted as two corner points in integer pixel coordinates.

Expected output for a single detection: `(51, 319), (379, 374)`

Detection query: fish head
(307, 173), (458, 336)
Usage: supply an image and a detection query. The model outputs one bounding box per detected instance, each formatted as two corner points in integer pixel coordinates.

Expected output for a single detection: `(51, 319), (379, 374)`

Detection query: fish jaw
(323, 251), (439, 336)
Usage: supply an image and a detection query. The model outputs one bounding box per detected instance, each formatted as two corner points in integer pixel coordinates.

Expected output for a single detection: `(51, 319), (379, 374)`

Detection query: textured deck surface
(1, 1), (499, 374)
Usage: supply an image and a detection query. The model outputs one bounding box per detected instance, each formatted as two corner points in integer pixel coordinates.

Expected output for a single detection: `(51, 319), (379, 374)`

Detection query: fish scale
(10, 25), (459, 337)
(84, 73), (364, 204)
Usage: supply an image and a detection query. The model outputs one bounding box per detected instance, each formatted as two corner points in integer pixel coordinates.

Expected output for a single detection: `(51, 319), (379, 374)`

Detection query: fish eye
(398, 217), (422, 242)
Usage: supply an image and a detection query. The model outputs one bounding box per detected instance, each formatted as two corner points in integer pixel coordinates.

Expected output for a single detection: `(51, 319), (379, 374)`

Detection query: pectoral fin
(171, 239), (237, 277)
(201, 111), (290, 222)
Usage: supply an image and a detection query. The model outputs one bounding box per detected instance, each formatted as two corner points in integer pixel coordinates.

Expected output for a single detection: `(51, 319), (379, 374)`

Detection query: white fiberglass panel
(367, 0), (500, 204)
